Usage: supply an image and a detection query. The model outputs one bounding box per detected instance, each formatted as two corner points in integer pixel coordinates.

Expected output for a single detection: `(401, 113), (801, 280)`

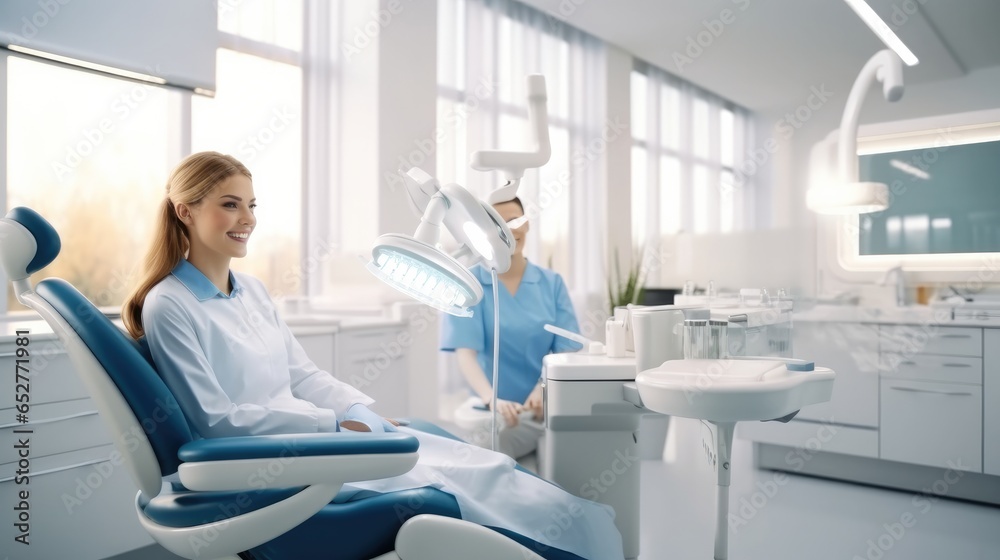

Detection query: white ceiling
(518, 0), (1000, 113)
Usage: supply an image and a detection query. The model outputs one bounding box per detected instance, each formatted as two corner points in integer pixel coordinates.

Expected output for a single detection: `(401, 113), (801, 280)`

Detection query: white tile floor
(634, 417), (1000, 560)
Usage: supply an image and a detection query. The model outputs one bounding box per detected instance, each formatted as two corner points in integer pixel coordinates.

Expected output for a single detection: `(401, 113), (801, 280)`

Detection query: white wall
(640, 64), (1000, 302)
(330, 0), (439, 306)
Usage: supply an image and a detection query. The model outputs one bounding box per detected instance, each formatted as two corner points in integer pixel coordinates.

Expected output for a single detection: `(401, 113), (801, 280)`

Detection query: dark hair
(495, 196), (524, 213)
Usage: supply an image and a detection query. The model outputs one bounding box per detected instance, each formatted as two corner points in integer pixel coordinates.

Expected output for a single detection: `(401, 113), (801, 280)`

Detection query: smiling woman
(121, 152), (254, 339)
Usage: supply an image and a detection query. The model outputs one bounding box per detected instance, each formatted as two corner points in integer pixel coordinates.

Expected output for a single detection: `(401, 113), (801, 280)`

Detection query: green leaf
(606, 245), (653, 314)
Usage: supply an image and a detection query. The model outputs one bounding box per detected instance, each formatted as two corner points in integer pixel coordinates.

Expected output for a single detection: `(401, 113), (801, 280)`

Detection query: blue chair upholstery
(1, 207), (587, 560)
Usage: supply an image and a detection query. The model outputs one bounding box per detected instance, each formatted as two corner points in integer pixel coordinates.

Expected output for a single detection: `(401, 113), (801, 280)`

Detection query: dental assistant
(440, 197), (583, 459)
(121, 152), (624, 560)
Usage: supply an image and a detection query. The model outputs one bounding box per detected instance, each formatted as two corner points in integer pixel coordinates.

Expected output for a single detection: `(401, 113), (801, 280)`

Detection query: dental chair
(0, 207), (583, 560)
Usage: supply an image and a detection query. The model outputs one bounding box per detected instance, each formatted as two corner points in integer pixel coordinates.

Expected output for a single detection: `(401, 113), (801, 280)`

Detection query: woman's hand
(524, 384), (544, 421)
(341, 417), (400, 432)
(341, 403), (398, 432)
(486, 398), (523, 427)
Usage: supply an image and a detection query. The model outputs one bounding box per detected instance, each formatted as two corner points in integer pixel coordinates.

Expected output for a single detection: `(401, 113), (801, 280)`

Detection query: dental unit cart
(541, 300), (835, 560)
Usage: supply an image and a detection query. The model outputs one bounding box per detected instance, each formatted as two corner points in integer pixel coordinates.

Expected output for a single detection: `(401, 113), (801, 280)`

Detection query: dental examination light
(471, 74), (552, 204)
(366, 167), (515, 317)
(807, 49), (905, 215)
(366, 74), (551, 315)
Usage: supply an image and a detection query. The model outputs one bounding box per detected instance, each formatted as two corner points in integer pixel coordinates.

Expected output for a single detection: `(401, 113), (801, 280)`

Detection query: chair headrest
(0, 207), (61, 280)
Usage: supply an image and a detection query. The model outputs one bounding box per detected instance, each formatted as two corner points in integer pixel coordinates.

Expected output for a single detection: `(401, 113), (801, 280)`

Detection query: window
(193, 0), (306, 299)
(631, 61), (754, 250)
(2, 0), (324, 314)
(5, 57), (171, 311)
(436, 0), (606, 291)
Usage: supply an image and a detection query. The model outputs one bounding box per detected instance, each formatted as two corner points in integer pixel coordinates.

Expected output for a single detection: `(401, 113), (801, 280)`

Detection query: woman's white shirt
(142, 259), (373, 438)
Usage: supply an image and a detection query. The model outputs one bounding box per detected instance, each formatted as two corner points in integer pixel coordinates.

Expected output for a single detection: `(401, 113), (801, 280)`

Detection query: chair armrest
(177, 432), (419, 492)
(177, 432), (418, 461)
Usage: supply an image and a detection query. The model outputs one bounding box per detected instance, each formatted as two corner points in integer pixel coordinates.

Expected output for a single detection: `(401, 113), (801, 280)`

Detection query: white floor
(633, 417), (1000, 560)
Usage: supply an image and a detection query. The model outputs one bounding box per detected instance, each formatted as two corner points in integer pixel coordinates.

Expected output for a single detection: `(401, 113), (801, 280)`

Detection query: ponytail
(121, 152), (251, 339)
(121, 199), (189, 339)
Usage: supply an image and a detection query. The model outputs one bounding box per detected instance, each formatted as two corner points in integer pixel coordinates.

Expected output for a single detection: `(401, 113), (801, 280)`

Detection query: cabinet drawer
(880, 353), (982, 385)
(337, 326), (408, 353)
(339, 356), (409, 418)
(0, 399), (111, 464)
(985, 329), (1000, 476)
(794, 322), (880, 427)
(879, 379), (982, 472)
(0, 445), (152, 559)
(295, 332), (335, 374)
(879, 326), (981, 357)
(0, 348), (88, 408)
(336, 351), (407, 386)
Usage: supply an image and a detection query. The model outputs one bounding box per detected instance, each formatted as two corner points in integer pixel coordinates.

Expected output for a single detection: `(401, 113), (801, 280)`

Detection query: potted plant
(607, 247), (647, 315)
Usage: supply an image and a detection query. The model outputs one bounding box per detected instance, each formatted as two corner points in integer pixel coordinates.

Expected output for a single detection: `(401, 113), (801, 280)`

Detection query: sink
(635, 359), (835, 559)
(635, 359), (835, 423)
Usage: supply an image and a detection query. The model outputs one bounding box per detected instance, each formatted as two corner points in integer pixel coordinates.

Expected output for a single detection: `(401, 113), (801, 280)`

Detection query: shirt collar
(475, 259), (541, 285)
(171, 259), (242, 301)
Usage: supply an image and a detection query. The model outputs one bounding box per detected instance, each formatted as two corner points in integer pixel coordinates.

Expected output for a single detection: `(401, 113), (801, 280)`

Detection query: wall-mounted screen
(858, 139), (1000, 255)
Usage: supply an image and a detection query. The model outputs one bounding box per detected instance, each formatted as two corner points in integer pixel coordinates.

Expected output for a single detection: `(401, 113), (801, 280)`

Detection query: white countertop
(793, 304), (1000, 328)
(0, 312), (406, 344)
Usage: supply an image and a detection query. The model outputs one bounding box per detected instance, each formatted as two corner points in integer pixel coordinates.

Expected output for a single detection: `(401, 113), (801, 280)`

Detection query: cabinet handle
(0, 457), (109, 483)
(0, 350), (66, 358)
(889, 386), (972, 397)
(899, 361), (917, 366)
(940, 334), (972, 339)
(0, 410), (98, 430)
(941, 363), (971, 368)
(349, 354), (406, 365)
(348, 331), (397, 339)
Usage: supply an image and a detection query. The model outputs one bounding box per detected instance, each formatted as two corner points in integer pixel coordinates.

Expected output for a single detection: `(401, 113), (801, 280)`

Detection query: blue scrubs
(440, 261), (582, 403)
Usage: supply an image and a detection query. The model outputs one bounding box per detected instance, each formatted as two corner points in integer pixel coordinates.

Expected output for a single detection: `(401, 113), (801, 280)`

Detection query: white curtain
(631, 60), (755, 276)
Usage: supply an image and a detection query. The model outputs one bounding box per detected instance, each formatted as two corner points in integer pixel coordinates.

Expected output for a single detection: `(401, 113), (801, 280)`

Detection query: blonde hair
(122, 152), (251, 339)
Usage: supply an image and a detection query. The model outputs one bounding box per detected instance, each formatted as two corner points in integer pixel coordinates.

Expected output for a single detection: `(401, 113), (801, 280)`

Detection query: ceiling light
(842, 0), (919, 66)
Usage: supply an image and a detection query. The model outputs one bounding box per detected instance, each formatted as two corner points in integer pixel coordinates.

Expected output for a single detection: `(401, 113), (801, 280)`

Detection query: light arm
(838, 49), (905, 182)
(807, 49), (904, 214)
(470, 74), (551, 204)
